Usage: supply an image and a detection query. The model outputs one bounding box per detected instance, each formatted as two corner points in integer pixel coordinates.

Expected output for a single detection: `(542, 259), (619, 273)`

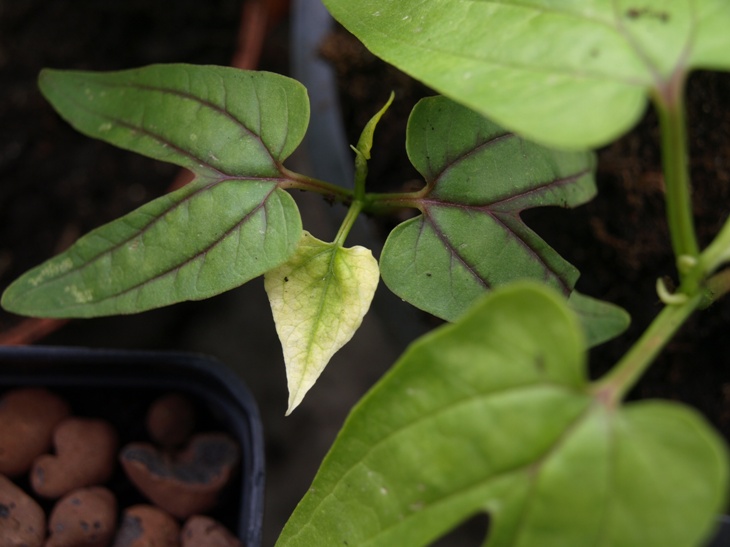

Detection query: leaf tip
(285, 389), (307, 416)
(285, 363), (323, 416)
(37, 67), (64, 94)
(0, 288), (15, 314)
(1, 276), (34, 317)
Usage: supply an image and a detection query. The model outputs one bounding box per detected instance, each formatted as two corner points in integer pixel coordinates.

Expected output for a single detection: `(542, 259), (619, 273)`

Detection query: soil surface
(1, 2), (730, 545)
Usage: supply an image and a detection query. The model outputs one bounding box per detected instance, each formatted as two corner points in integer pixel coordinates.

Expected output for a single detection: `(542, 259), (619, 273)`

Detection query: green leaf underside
(567, 291), (631, 347)
(2, 65), (309, 316)
(265, 232), (380, 415)
(38, 65), (309, 176)
(322, 0), (730, 148)
(277, 283), (728, 547)
(381, 97), (596, 323)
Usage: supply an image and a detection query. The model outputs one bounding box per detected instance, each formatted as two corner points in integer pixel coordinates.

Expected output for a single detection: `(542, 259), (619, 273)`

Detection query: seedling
(3, 0), (730, 545)
(0, 66), (617, 411)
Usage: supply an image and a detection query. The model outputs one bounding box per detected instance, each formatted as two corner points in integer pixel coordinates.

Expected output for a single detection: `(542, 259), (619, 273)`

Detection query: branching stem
(592, 293), (702, 407)
(593, 74), (706, 406)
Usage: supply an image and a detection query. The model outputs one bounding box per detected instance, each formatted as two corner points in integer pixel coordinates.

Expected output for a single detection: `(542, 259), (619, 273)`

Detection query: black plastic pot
(0, 345), (265, 546)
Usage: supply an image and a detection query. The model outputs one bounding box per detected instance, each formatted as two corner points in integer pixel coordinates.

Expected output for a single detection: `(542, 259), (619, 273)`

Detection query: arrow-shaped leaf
(2, 65), (308, 316)
(322, 0), (730, 149)
(381, 96), (596, 323)
(264, 231), (380, 414)
(277, 283), (728, 547)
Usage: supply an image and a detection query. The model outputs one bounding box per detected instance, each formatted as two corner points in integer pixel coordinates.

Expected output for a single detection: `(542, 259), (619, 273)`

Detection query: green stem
(361, 188), (427, 215)
(705, 268), (730, 306)
(353, 147), (368, 203)
(699, 214), (730, 275)
(334, 199), (363, 247)
(655, 73), (700, 269)
(592, 293), (702, 407)
(279, 166), (353, 203)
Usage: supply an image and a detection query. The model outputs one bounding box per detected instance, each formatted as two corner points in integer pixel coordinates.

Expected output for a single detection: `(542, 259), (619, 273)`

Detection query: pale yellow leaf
(264, 231), (380, 414)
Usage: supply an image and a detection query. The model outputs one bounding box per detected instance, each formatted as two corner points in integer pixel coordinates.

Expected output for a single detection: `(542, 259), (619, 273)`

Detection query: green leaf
(264, 232), (380, 415)
(322, 0), (730, 149)
(568, 291), (631, 347)
(276, 283), (728, 547)
(38, 65), (308, 176)
(380, 96), (595, 322)
(2, 65), (308, 316)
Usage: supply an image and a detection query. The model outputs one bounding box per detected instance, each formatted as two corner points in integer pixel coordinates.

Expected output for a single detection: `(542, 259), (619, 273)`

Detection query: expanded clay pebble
(32, 417), (119, 498)
(46, 486), (117, 547)
(0, 388), (70, 477)
(112, 504), (180, 547)
(0, 474), (45, 547)
(146, 393), (196, 448)
(181, 515), (243, 547)
(120, 432), (240, 519)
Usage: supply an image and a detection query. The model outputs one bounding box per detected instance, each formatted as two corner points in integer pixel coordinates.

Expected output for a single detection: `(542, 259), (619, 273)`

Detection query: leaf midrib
(285, 383), (593, 545)
(363, 401), (604, 546)
(291, 245), (340, 397)
(26, 184), (282, 309)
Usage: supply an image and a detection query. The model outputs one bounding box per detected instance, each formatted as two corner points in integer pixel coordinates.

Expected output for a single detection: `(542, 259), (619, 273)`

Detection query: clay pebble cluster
(0, 388), (243, 546)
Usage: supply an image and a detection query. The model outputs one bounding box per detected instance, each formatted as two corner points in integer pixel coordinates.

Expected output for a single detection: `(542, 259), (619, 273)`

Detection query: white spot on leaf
(64, 284), (93, 304)
(28, 258), (73, 287)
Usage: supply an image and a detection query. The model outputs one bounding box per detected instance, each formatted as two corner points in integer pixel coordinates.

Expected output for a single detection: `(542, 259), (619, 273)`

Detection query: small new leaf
(264, 232), (380, 415)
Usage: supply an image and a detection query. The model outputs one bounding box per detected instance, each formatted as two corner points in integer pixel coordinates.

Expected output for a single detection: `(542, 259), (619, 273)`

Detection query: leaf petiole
(333, 199), (363, 248)
(278, 166), (353, 203)
(361, 188), (426, 215)
(654, 73), (700, 283)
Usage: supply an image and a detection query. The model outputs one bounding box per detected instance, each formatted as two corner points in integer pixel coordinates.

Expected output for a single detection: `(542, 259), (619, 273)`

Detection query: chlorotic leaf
(264, 231), (380, 415)
(276, 283), (728, 547)
(322, 0), (730, 149)
(380, 96), (595, 323)
(2, 65), (309, 317)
